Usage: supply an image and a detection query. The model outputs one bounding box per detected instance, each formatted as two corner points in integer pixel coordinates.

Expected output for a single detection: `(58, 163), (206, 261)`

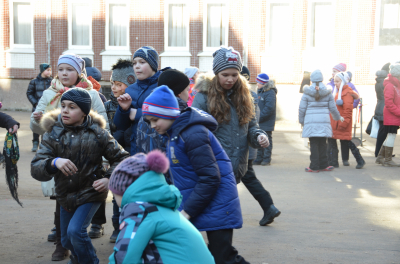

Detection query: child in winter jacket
(31, 88), (129, 264)
(143, 85), (245, 264)
(254, 73), (277, 166)
(299, 70), (343, 172)
(26, 63), (52, 152)
(184, 67), (200, 106)
(108, 150), (215, 264)
(328, 72), (365, 169)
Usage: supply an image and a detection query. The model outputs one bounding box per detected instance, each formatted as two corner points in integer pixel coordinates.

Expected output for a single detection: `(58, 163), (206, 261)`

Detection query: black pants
(241, 160), (273, 210)
(328, 138), (349, 161)
(112, 197), (120, 229)
(206, 229), (249, 264)
(90, 201), (106, 225)
(309, 137), (328, 170)
(255, 131), (273, 162)
(33, 133), (40, 142)
(375, 121), (387, 157)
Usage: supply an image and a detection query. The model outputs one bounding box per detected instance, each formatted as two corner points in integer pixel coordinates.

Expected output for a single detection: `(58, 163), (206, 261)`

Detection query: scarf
(45, 75), (93, 112)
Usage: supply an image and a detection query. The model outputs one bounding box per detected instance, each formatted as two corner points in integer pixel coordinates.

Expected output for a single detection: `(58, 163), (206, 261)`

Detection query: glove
(340, 116), (344, 122)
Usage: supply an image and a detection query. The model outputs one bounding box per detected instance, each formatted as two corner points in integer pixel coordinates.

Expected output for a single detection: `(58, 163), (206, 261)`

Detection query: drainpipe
(46, 0), (51, 65)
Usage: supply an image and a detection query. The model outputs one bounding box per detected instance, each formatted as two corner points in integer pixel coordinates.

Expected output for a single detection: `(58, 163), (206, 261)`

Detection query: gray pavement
(0, 110), (399, 264)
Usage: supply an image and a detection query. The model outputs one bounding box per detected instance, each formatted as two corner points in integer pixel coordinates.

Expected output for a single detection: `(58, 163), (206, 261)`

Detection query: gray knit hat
(213, 46), (243, 75)
(111, 59), (136, 87)
(390, 63), (400, 77)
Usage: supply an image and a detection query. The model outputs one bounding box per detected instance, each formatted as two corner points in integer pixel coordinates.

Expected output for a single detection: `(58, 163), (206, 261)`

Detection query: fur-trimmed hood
(303, 83), (332, 98)
(40, 109), (106, 133)
(194, 72), (251, 94)
(258, 80), (277, 93)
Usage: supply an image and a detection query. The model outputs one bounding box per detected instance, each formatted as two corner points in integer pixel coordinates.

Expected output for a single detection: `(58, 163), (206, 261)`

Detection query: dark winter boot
(67, 255), (79, 264)
(259, 204), (281, 226)
(343, 160), (350, 166)
(48, 226), (56, 242)
(349, 143), (365, 169)
(88, 224), (104, 238)
(31, 141), (39, 152)
(110, 222), (120, 243)
(52, 239), (69, 261)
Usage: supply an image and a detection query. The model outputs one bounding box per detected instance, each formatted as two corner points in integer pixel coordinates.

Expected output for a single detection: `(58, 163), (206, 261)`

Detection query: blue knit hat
(142, 85), (180, 119)
(256, 73), (269, 85)
(61, 88), (92, 115)
(58, 54), (85, 75)
(133, 46), (159, 72)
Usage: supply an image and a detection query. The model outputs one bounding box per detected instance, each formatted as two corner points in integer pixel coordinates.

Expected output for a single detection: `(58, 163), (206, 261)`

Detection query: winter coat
(328, 79), (360, 108)
(109, 170), (215, 264)
(383, 74), (400, 126)
(83, 58), (102, 82)
(26, 74), (52, 111)
(330, 85), (360, 140)
(187, 79), (198, 107)
(30, 76), (109, 135)
(31, 110), (129, 212)
(105, 94), (131, 153)
(0, 112), (20, 131)
(299, 84), (341, 138)
(165, 107), (242, 232)
(257, 80), (277, 131)
(374, 70), (388, 121)
(248, 91), (260, 160)
(191, 74), (266, 182)
(113, 71), (162, 155)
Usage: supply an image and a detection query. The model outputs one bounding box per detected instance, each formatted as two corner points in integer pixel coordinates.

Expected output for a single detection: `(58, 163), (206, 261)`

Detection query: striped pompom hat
(142, 85), (180, 119)
(256, 73), (269, 85)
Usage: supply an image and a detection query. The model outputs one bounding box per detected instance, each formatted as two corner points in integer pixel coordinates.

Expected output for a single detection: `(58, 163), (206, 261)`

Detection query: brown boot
(383, 147), (400, 167)
(52, 240), (69, 261)
(376, 145), (385, 165)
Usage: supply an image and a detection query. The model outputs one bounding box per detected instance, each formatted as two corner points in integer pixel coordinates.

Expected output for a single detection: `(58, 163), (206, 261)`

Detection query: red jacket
(383, 74), (400, 126)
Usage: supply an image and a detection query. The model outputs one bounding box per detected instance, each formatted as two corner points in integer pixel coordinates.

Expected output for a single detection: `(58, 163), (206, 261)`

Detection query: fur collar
(194, 72), (251, 94)
(258, 80), (277, 92)
(41, 109), (106, 133)
(303, 83), (332, 98)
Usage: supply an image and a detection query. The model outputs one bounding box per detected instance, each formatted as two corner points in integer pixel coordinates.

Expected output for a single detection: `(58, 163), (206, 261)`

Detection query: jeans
(206, 229), (249, 264)
(90, 201), (106, 226)
(309, 137), (328, 170)
(60, 202), (101, 264)
(33, 133), (40, 142)
(255, 131), (273, 162)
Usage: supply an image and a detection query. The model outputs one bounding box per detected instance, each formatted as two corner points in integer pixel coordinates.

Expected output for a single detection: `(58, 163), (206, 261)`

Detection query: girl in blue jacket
(143, 86), (247, 264)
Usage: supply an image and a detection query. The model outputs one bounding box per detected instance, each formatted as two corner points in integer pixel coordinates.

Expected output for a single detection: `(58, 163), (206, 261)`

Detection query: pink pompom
(146, 150), (169, 174)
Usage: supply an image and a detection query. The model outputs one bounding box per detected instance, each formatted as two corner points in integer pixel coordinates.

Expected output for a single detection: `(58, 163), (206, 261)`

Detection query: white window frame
(67, 0), (93, 51)
(163, 0), (190, 52)
(265, 0), (294, 50)
(306, 0), (336, 49)
(9, 0), (34, 50)
(105, 0), (130, 51)
(374, 0), (400, 47)
(202, 0), (229, 52)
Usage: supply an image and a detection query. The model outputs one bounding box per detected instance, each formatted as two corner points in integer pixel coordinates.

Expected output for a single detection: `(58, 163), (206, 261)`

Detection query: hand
(340, 116), (345, 122)
(181, 210), (191, 220)
(54, 158), (78, 176)
(257, 134), (270, 148)
(33, 111), (43, 121)
(93, 178), (109, 193)
(129, 108), (137, 121)
(9, 125), (19, 134)
(117, 93), (133, 111)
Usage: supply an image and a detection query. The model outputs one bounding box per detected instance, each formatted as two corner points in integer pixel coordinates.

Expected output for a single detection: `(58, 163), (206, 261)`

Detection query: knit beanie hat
(381, 62), (390, 73)
(333, 63), (347, 72)
(310, 70), (323, 83)
(335, 72), (350, 106)
(256, 73), (269, 85)
(389, 63), (400, 77)
(40, 63), (51, 74)
(109, 150), (169, 196)
(241, 66), (250, 81)
(213, 46), (243, 75)
(60, 88), (92, 115)
(142, 85), (180, 120)
(58, 54), (85, 75)
(133, 46), (159, 72)
(158, 69), (190, 96)
(111, 59), (136, 87)
(184, 67), (199, 79)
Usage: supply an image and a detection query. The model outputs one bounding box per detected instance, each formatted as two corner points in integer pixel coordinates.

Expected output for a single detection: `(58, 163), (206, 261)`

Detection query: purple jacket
(327, 79), (360, 108)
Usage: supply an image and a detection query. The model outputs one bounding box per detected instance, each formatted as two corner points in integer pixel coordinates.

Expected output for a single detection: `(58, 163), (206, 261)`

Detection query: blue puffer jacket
(114, 71), (162, 155)
(257, 80), (277, 132)
(165, 107), (242, 232)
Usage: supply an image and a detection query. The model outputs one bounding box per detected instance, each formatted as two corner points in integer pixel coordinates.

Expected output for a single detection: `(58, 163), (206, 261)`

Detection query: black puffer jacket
(0, 112), (20, 130)
(31, 110), (129, 212)
(26, 74), (52, 111)
(374, 70), (388, 121)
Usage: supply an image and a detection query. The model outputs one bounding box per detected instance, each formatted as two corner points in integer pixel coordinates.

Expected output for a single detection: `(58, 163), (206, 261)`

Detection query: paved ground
(0, 110), (399, 264)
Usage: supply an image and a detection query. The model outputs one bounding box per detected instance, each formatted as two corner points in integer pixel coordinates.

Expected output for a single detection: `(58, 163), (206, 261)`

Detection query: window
(166, 3), (188, 48)
(202, 1), (229, 51)
(106, 2), (129, 49)
(310, 2), (334, 48)
(11, 1), (33, 47)
(68, 2), (92, 48)
(269, 3), (291, 47)
(379, 0), (400, 46)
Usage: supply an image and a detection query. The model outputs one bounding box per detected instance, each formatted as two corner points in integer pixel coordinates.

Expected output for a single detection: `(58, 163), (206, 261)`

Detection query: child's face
(332, 68), (340, 79)
(58, 64), (79, 87)
(178, 85), (190, 102)
(334, 76), (342, 89)
(257, 82), (263, 88)
(133, 57), (156, 81)
(61, 100), (86, 126)
(193, 71), (200, 81)
(114, 194), (123, 207)
(145, 116), (175, 135)
(217, 69), (239, 90)
(111, 80), (128, 98)
(42, 68), (52, 78)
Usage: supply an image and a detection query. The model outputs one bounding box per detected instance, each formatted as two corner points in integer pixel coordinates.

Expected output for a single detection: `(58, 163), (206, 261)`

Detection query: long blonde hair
(207, 74), (254, 126)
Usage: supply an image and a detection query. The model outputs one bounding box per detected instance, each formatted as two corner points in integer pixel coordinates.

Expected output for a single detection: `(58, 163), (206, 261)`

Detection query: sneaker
(321, 166), (334, 171)
(88, 224), (104, 239)
(47, 226), (56, 242)
(305, 167), (319, 173)
(31, 141), (39, 152)
(110, 229), (120, 243)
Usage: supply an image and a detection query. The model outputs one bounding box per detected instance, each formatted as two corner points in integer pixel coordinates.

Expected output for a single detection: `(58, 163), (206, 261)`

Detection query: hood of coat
(40, 109), (106, 135)
(87, 76), (101, 92)
(258, 80), (277, 94)
(303, 83), (332, 98)
(194, 72), (250, 94)
(121, 170), (182, 210)
(384, 74), (400, 88)
(376, 70), (388, 80)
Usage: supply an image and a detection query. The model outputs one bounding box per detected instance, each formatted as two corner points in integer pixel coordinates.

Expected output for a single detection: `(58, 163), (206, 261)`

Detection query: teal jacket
(109, 171), (215, 264)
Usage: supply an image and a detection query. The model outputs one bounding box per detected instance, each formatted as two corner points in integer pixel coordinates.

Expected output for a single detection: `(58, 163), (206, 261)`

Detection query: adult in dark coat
(26, 63), (52, 151)
(0, 112), (19, 133)
(374, 63), (390, 157)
